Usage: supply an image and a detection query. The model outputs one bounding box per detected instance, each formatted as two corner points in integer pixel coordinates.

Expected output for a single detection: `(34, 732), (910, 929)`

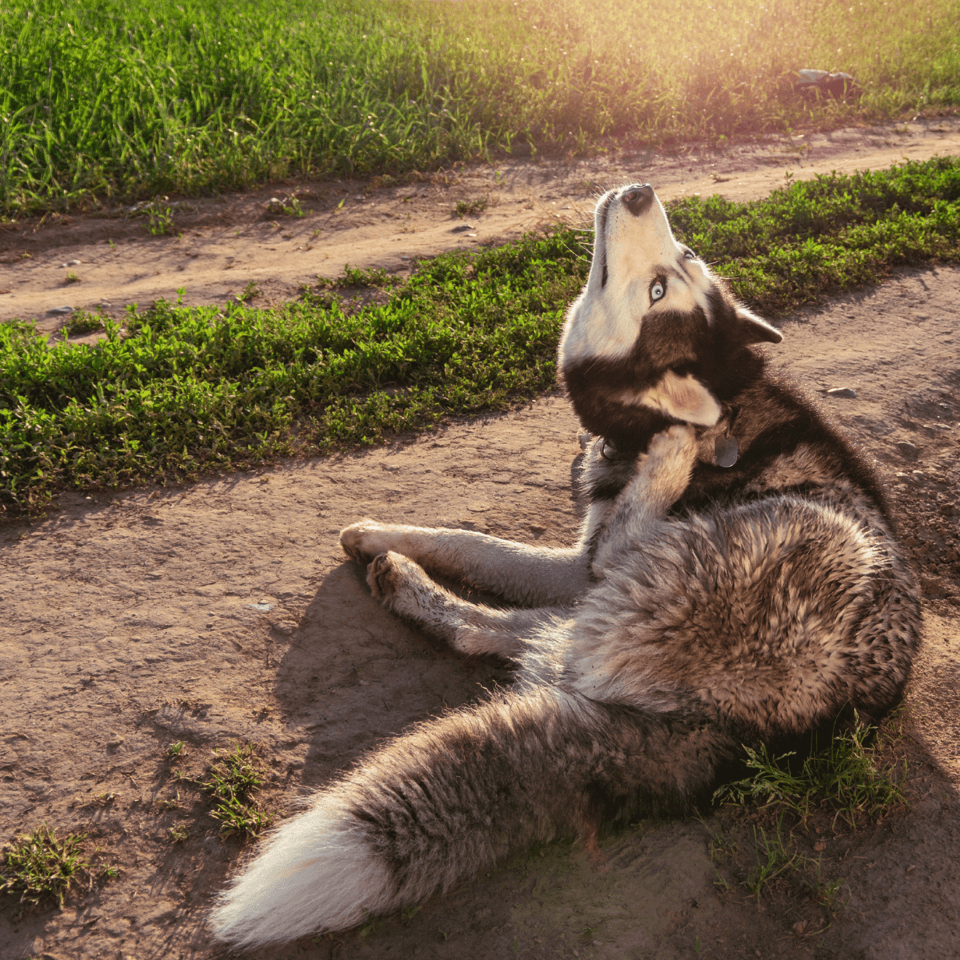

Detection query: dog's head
(559, 183), (782, 450)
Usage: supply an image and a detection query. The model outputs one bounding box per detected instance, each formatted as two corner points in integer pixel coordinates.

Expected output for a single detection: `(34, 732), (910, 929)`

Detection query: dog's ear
(735, 305), (783, 345)
(640, 370), (722, 426)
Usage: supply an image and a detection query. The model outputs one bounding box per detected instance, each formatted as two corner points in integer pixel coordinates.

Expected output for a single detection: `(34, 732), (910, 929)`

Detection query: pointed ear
(638, 371), (722, 426)
(736, 305), (782, 345)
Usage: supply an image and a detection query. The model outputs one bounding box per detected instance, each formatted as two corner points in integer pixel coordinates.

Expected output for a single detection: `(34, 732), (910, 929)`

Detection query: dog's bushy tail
(210, 688), (736, 949)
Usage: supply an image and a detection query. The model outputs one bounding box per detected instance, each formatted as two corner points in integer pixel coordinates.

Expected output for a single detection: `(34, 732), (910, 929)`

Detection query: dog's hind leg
(366, 550), (568, 657)
(341, 522), (590, 606)
(589, 425), (700, 575)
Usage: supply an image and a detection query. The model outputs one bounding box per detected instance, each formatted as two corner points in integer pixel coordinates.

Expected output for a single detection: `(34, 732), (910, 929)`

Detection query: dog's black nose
(622, 184), (654, 216)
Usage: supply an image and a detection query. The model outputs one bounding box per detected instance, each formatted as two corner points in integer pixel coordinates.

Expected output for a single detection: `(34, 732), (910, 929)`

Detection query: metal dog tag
(715, 435), (739, 468)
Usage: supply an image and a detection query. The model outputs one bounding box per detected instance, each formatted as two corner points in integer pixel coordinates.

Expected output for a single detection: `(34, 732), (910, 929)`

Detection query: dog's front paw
(340, 520), (394, 563)
(366, 551), (437, 617)
(629, 424), (698, 510)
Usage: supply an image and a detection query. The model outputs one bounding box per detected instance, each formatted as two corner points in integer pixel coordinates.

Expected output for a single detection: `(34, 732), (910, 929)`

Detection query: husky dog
(211, 184), (920, 949)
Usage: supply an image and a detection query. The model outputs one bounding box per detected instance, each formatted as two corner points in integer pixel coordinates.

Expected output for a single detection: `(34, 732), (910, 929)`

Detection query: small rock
(920, 575), (944, 597)
(796, 69), (861, 101)
(48, 305), (74, 315)
(62, 259), (81, 267)
(826, 386), (857, 399)
(451, 224), (474, 233)
(895, 440), (919, 460)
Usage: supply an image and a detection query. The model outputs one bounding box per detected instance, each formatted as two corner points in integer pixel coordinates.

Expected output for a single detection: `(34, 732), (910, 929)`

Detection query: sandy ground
(3, 116), (960, 334)
(1, 121), (959, 960)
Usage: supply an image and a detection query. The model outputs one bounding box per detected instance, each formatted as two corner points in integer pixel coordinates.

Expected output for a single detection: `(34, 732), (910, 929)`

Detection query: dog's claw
(340, 521), (378, 564)
(366, 553), (395, 600)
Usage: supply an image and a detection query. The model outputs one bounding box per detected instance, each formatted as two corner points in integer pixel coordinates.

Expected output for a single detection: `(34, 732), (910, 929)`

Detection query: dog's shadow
(272, 446), (587, 788)
(272, 560), (513, 789)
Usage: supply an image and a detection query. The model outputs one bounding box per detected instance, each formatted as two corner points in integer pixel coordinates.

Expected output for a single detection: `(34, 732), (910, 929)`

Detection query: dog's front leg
(340, 522), (589, 607)
(365, 551), (569, 657)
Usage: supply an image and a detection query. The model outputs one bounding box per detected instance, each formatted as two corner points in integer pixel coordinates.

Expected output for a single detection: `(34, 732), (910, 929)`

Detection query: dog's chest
(587, 507), (630, 579)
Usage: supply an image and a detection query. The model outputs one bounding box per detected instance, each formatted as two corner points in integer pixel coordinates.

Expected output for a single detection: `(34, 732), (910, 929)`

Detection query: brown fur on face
(560, 289), (772, 453)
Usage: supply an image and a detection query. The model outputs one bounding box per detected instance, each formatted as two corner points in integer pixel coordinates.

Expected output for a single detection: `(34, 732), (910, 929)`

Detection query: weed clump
(202, 742), (274, 839)
(715, 715), (907, 829)
(155, 740), (275, 842)
(0, 825), (116, 909)
(704, 714), (907, 929)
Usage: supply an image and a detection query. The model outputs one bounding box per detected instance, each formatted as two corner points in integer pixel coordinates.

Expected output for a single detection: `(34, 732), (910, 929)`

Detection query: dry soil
(1, 120), (959, 960)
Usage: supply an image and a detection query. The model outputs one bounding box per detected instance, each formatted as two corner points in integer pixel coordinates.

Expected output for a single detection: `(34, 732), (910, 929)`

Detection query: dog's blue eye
(651, 281), (665, 301)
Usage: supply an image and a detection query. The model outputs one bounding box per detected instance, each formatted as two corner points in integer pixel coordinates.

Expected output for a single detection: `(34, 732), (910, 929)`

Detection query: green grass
(159, 741), (274, 841)
(1, 0), (959, 215)
(715, 714), (908, 829)
(705, 714), (905, 913)
(2, 156), (960, 520)
(200, 743), (274, 840)
(0, 825), (116, 909)
(707, 814), (846, 909)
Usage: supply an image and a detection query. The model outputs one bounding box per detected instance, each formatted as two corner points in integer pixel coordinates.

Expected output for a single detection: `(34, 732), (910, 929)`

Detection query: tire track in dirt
(2, 116), (960, 336)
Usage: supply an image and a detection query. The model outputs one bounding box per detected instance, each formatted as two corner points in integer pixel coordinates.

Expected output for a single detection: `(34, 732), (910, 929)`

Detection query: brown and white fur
(210, 184), (920, 949)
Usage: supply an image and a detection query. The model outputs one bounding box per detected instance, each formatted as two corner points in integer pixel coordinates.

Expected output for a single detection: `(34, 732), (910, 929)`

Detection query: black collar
(599, 407), (742, 468)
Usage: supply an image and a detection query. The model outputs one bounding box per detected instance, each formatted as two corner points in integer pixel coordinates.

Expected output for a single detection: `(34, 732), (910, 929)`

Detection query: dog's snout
(621, 184), (654, 216)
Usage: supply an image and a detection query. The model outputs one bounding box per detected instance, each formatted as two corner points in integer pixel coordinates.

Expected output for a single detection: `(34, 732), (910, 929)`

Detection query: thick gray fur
(210, 184), (920, 949)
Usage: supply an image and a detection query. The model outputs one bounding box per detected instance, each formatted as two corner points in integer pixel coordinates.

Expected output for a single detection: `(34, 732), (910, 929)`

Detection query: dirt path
(3, 116), (960, 337)
(1, 124), (959, 960)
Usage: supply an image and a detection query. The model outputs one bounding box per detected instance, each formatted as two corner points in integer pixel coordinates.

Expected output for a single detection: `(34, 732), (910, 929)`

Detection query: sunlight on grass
(1, 158), (959, 519)
(0, 0), (957, 214)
